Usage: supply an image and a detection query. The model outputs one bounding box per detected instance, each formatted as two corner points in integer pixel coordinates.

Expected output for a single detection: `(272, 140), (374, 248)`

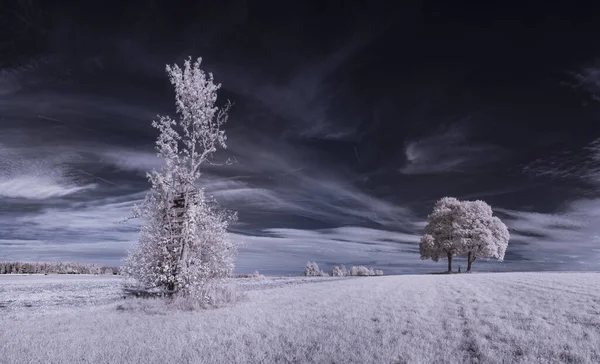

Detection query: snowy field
(1, 272), (599, 364)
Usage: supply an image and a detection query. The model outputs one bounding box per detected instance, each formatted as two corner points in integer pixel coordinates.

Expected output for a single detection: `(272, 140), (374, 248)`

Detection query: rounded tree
(419, 197), (464, 273)
(457, 200), (509, 273)
(420, 197), (510, 273)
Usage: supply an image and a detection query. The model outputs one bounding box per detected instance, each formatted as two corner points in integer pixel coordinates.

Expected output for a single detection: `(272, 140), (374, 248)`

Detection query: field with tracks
(1, 272), (599, 364)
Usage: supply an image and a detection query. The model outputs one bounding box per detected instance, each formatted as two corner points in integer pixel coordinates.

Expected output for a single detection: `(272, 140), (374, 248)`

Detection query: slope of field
(1, 272), (599, 364)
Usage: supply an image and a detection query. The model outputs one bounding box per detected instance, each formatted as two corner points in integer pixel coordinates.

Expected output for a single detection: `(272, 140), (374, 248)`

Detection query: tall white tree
(122, 57), (237, 304)
(456, 200), (510, 273)
(419, 197), (464, 273)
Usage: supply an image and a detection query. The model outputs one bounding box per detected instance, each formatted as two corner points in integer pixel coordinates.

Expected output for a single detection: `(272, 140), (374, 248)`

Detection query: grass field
(1, 272), (599, 364)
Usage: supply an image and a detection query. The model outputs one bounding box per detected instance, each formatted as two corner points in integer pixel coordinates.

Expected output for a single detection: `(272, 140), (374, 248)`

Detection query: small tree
(419, 197), (464, 273)
(122, 57), (237, 304)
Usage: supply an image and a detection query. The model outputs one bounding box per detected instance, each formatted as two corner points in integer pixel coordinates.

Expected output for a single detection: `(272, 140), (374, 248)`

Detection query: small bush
(304, 261), (322, 276)
(349, 266), (371, 276)
(331, 265), (348, 276)
(305, 261), (383, 277)
(347, 266), (384, 276)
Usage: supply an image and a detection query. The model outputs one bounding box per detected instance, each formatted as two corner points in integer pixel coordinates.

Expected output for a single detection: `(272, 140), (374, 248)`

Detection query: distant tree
(121, 57), (237, 305)
(420, 197), (464, 273)
(304, 261), (322, 276)
(457, 200), (510, 273)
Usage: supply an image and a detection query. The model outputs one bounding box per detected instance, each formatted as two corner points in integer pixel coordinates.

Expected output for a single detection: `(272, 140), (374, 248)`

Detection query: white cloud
(232, 226), (428, 274)
(400, 125), (506, 175)
(496, 202), (600, 268)
(524, 139), (600, 186)
(0, 143), (96, 200)
(98, 148), (162, 174)
(0, 176), (95, 199)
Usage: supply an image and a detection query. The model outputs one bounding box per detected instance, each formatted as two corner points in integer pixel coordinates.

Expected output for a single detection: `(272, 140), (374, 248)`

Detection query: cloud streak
(400, 125), (507, 175)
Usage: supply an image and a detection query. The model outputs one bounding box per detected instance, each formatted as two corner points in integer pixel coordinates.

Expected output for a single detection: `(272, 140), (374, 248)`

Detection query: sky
(2, 0), (600, 274)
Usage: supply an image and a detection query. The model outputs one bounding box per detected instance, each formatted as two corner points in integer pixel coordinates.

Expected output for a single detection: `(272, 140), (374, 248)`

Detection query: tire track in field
(438, 276), (488, 364)
(458, 305), (483, 364)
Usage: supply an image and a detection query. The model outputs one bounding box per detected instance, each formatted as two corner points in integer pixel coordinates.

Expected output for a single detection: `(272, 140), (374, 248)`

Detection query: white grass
(0, 274), (122, 313)
(1, 272), (600, 363)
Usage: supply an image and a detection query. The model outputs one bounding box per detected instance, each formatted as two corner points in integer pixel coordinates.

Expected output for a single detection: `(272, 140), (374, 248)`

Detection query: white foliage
(419, 197), (464, 264)
(456, 200), (510, 266)
(347, 266), (384, 276)
(330, 264), (383, 276)
(304, 261), (322, 276)
(420, 197), (510, 272)
(349, 266), (374, 276)
(122, 57), (237, 304)
(331, 264), (348, 277)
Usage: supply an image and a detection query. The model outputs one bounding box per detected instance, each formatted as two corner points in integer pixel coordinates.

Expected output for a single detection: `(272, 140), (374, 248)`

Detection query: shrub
(347, 266), (384, 276)
(349, 266), (372, 276)
(304, 261), (322, 276)
(305, 262), (383, 277)
(331, 265), (348, 276)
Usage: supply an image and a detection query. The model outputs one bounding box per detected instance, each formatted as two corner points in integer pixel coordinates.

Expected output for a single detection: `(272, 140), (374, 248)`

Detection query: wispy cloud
(215, 33), (384, 141)
(0, 143), (96, 200)
(232, 226), (428, 274)
(570, 63), (600, 102)
(97, 148), (162, 174)
(0, 195), (143, 264)
(0, 55), (67, 96)
(202, 134), (419, 228)
(495, 203), (600, 270)
(0, 84), (423, 269)
(0, 176), (95, 199)
(400, 125), (507, 175)
(524, 139), (600, 186)
(514, 135), (600, 270)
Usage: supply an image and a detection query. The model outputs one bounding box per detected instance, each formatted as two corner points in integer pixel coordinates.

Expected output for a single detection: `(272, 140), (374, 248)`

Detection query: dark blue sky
(1, 0), (600, 274)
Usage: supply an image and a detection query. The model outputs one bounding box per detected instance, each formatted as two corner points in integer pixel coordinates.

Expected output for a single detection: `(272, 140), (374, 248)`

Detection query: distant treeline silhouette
(0, 261), (120, 275)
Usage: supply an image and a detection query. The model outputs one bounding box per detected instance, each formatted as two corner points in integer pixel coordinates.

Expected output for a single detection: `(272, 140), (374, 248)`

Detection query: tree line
(0, 261), (119, 275)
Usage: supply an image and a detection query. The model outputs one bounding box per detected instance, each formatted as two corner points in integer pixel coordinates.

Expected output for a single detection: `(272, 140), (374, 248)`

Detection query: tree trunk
(166, 281), (175, 295)
(447, 253), (452, 273)
(467, 252), (475, 273)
